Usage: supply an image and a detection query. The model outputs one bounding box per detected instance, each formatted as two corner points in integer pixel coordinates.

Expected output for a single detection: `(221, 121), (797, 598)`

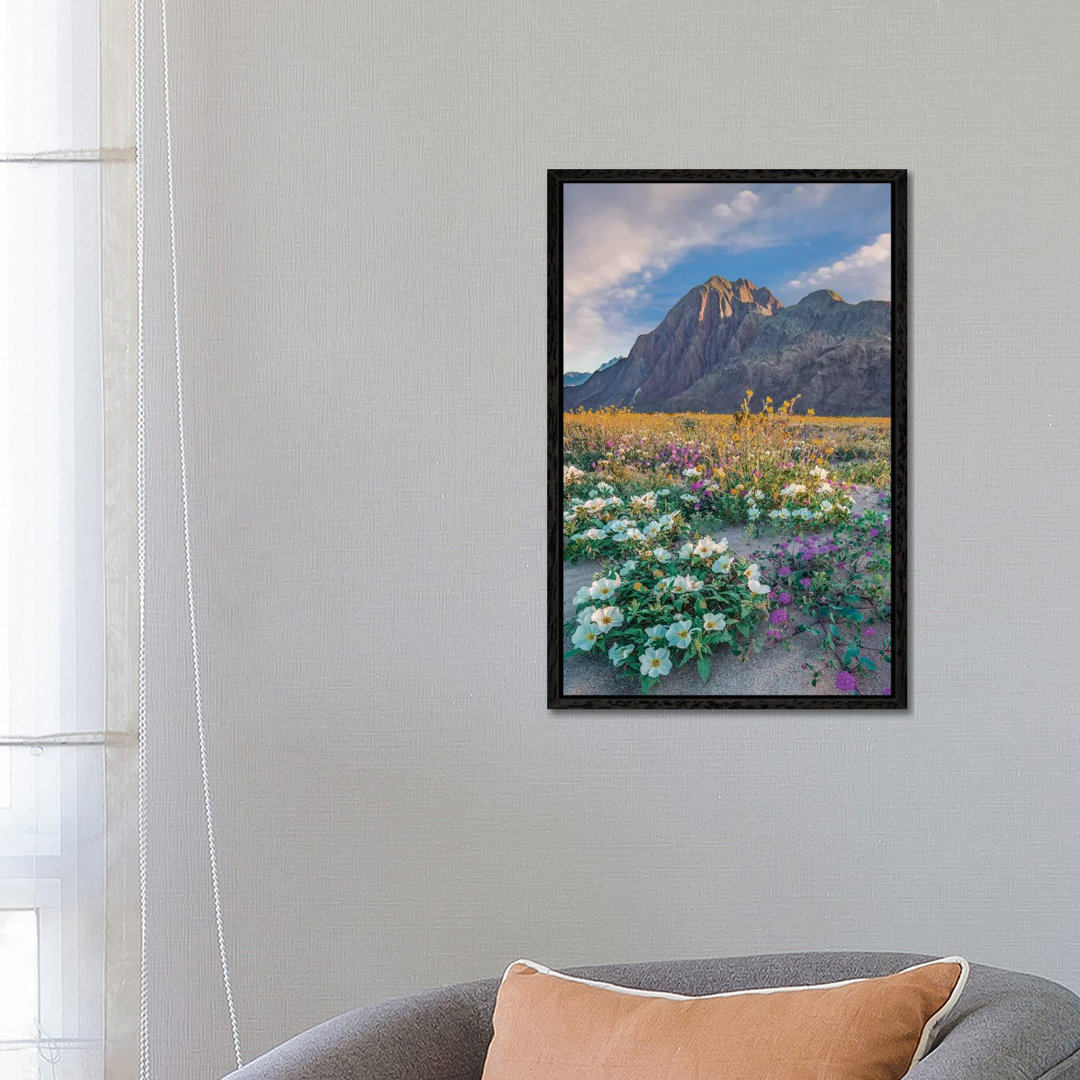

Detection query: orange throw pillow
(481, 957), (968, 1080)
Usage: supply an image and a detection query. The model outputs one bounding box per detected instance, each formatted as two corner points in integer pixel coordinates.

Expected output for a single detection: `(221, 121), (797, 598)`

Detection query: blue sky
(563, 182), (892, 372)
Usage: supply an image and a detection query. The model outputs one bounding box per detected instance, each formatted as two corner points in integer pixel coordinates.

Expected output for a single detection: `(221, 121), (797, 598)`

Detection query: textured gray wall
(139, 1), (1080, 1076)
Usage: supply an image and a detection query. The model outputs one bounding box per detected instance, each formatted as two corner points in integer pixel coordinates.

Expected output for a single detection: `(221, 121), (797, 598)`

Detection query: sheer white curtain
(1, 2), (137, 1078)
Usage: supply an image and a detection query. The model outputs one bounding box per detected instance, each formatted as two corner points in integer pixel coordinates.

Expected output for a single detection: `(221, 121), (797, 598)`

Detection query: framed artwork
(549, 169), (906, 709)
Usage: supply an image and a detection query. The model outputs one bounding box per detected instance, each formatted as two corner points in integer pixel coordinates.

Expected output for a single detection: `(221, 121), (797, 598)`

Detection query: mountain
(563, 277), (891, 416)
(563, 355), (626, 387)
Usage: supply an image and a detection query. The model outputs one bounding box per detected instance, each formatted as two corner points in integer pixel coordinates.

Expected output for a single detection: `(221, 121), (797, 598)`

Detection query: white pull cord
(134, 0), (151, 1074)
(159, 0), (244, 1064)
(135, 0), (244, 1070)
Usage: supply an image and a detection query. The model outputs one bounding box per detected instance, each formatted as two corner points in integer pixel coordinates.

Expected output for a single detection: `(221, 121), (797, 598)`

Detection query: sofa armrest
(221, 979), (496, 1080)
(909, 967), (1080, 1080)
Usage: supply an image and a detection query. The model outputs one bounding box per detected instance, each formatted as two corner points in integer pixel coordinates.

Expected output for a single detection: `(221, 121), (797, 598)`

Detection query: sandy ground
(561, 486), (892, 699)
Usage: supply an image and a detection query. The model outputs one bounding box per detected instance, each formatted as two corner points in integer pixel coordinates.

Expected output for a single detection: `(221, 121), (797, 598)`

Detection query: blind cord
(158, 0), (244, 1066)
(135, 0), (244, 1070)
(134, 0), (151, 1074)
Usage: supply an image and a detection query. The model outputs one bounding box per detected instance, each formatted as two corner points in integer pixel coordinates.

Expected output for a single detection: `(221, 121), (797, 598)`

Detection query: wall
(138, 1), (1080, 1075)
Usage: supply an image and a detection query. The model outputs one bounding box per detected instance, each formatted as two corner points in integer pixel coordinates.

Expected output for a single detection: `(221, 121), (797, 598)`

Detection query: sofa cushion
(480, 956), (968, 1080)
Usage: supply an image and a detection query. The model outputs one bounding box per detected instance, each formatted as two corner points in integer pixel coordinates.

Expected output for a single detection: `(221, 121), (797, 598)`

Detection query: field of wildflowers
(561, 393), (894, 697)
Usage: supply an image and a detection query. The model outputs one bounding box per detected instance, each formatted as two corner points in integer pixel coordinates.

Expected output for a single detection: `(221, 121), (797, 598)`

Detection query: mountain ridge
(564, 276), (891, 416)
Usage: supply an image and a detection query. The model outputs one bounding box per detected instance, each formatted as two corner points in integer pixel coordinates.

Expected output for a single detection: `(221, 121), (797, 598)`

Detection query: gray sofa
(223, 952), (1080, 1079)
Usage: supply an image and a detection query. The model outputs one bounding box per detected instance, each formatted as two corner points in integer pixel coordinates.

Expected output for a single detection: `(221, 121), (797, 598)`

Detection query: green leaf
(640, 675), (658, 694)
(697, 656), (711, 684)
(858, 657), (877, 672)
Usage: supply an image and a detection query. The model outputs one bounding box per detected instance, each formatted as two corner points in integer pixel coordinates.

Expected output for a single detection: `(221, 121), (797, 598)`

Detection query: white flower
(754, 490), (765, 500)
(643, 521), (662, 538)
(656, 488), (670, 496)
(577, 605), (596, 625)
(682, 467), (701, 478)
(589, 577), (619, 601)
(681, 494), (697, 504)
(683, 576), (704, 593)
(712, 555), (735, 573)
(817, 483), (832, 494)
(679, 542), (694, 558)
(652, 547), (671, 562)
(596, 481), (614, 493)
(644, 625), (667, 644)
(572, 622), (600, 650)
(626, 528), (644, 541)
(620, 560), (637, 574)
(608, 643), (634, 667)
(583, 527), (604, 540)
(563, 465), (585, 483)
(744, 563), (761, 580)
(582, 498), (606, 515)
(653, 577), (673, 593)
(747, 506), (761, 520)
(693, 537), (717, 557)
(747, 578), (771, 595)
(573, 586), (591, 606)
(630, 492), (657, 511)
(588, 488), (598, 498)
(811, 465), (829, 479)
(591, 606), (624, 633)
(781, 483), (806, 496)
(670, 576), (688, 595)
(665, 620), (694, 649)
(821, 500), (833, 513)
(702, 612), (726, 633)
(658, 513), (674, 526)
(768, 509), (781, 519)
(639, 647), (672, 677)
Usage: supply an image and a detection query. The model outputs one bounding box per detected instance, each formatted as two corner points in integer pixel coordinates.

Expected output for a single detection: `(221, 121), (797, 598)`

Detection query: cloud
(561, 182), (873, 371)
(787, 233), (892, 302)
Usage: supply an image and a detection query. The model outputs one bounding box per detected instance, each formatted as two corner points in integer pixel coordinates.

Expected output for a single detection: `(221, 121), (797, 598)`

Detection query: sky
(563, 181), (892, 373)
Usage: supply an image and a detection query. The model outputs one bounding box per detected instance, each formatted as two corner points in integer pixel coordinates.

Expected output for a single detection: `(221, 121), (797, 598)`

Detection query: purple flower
(836, 561), (846, 570)
(835, 670), (857, 693)
(778, 591), (793, 605)
(777, 566), (792, 577)
(882, 686), (892, 696)
(766, 628), (782, 640)
(769, 609), (788, 625)
(864, 627), (875, 637)
(800, 577), (811, 588)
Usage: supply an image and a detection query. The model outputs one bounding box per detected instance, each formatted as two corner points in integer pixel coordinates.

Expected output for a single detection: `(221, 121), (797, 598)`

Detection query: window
(1, 2), (118, 1077)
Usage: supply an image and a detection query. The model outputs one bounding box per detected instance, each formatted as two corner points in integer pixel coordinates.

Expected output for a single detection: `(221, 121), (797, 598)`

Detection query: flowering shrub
(759, 508), (892, 694)
(562, 480), (688, 561)
(564, 537), (773, 692)
(564, 510), (685, 562)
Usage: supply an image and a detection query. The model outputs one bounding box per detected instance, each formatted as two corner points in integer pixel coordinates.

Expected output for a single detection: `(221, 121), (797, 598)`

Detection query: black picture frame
(548, 168), (907, 709)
